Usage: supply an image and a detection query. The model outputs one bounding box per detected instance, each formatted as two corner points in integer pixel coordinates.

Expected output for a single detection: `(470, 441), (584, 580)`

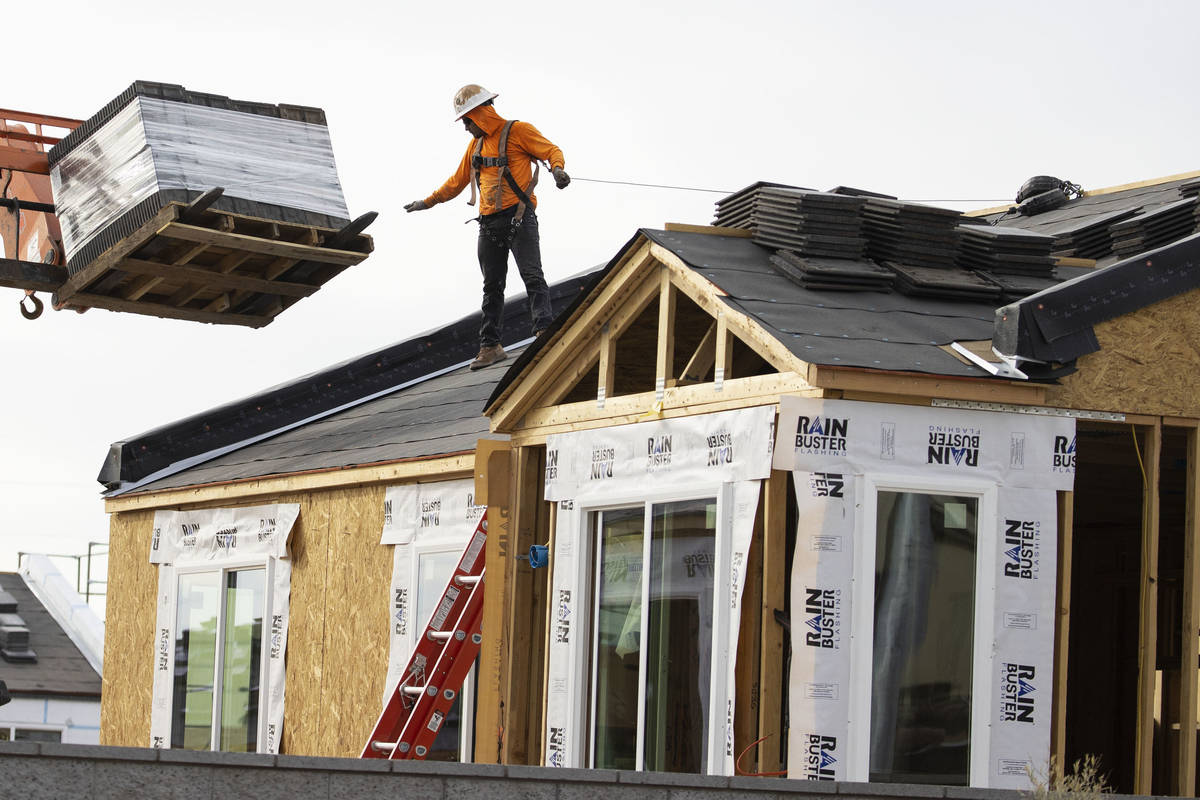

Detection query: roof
(978, 172), (1199, 269)
(0, 573), (101, 697)
(488, 172), (1200, 407)
(104, 273), (597, 496)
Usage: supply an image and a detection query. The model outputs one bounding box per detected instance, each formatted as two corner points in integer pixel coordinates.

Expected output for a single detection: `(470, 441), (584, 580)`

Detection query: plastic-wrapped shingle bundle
(48, 82), (351, 275)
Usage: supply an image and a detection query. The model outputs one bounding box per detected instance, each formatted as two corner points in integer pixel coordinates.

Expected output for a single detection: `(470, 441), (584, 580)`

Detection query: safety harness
(467, 119), (540, 226)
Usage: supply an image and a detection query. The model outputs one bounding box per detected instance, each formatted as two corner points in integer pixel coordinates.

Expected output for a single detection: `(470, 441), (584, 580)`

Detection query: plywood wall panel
(280, 492), (331, 755)
(1046, 286), (1200, 417)
(99, 509), (158, 746)
(317, 485), (390, 757)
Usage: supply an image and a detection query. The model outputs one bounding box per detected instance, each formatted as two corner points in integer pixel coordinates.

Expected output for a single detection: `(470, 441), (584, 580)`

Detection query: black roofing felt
(102, 274), (594, 494)
(641, 229), (1000, 378)
(0, 574), (101, 697)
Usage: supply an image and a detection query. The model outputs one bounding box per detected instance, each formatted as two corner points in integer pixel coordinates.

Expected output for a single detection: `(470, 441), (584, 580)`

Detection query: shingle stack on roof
(769, 251), (894, 292)
(1046, 207), (1140, 260)
(1110, 197), (1199, 258)
(1180, 178), (1200, 199)
(713, 181), (810, 229)
(882, 261), (1001, 301)
(714, 184), (868, 258)
(858, 199), (999, 300)
(861, 199), (963, 269)
(958, 224), (1056, 275)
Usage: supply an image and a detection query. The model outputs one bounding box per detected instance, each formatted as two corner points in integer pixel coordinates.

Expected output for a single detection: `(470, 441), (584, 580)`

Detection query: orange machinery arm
(0, 108), (82, 174)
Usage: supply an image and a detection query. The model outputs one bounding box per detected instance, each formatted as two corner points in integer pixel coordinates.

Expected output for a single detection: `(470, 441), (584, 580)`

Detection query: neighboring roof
(130, 348), (518, 494)
(0, 573), (101, 697)
(103, 273), (596, 496)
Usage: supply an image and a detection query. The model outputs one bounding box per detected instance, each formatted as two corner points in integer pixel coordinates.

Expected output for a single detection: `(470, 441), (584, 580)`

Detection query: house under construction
(96, 168), (1200, 797)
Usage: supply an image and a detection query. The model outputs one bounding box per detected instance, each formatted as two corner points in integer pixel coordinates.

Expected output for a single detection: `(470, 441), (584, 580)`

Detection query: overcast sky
(3, 0), (1199, 598)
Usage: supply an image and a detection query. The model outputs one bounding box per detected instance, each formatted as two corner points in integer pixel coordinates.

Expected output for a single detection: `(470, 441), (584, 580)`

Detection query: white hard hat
(453, 84), (498, 121)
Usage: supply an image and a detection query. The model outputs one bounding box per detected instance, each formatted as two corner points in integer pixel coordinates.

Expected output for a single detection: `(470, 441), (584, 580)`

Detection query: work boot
(469, 344), (507, 371)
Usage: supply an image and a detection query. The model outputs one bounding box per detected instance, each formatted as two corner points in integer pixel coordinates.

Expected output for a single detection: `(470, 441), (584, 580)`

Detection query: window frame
(846, 473), (998, 786)
(572, 482), (734, 775)
(167, 556), (277, 753)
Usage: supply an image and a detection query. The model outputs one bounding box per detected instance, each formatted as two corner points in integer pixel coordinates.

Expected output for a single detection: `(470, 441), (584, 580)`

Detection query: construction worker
(405, 84), (570, 370)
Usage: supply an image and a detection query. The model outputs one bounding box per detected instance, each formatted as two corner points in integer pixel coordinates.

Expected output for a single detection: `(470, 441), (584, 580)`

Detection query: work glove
(552, 167), (570, 190)
(404, 200), (429, 212)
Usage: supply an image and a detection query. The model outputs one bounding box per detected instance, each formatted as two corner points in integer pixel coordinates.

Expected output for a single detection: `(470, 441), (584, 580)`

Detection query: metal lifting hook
(19, 290), (43, 320)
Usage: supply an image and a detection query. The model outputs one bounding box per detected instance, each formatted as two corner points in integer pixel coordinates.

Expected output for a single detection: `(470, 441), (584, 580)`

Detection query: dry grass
(1027, 755), (1111, 800)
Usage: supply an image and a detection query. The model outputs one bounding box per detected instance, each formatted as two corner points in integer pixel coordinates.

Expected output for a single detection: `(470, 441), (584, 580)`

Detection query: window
(414, 548), (476, 761)
(171, 565), (267, 752)
(871, 492), (977, 785)
(849, 479), (995, 786)
(0, 727), (62, 743)
(588, 497), (720, 773)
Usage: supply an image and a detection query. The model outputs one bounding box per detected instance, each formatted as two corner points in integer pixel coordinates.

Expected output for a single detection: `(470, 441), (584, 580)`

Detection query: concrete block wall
(0, 742), (1043, 800)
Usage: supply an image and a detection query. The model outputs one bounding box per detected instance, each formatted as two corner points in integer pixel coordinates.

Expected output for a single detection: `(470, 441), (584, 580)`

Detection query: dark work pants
(477, 206), (553, 347)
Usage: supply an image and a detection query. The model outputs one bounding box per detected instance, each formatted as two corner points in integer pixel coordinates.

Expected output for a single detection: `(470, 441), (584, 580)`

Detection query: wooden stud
(475, 440), (513, 763)
(1135, 421), (1162, 795)
(1180, 427), (1200, 795)
(502, 447), (545, 764)
(715, 313), (731, 388)
(157, 222), (366, 266)
(758, 469), (787, 775)
(597, 322), (615, 408)
(1051, 491), (1074, 779)
(655, 267), (677, 397)
(679, 321), (717, 384)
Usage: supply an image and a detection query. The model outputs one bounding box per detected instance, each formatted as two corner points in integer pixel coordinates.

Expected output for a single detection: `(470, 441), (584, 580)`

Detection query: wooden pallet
(53, 191), (374, 328)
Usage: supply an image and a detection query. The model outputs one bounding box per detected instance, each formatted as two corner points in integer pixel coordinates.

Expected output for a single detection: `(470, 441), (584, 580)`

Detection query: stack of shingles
(1047, 207), (1140, 260)
(958, 223), (1058, 298)
(1110, 196), (1200, 258)
(713, 181), (811, 229)
(863, 199), (999, 301)
(714, 183), (893, 290)
(1181, 180), (1200, 234)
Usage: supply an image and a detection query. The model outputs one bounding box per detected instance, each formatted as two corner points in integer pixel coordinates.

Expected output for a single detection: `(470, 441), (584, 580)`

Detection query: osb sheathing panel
(318, 486), (390, 756)
(1045, 286), (1200, 417)
(102, 483), (391, 757)
(100, 509), (158, 746)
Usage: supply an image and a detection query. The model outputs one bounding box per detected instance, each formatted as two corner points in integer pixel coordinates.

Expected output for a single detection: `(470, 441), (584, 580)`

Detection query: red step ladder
(361, 511), (488, 759)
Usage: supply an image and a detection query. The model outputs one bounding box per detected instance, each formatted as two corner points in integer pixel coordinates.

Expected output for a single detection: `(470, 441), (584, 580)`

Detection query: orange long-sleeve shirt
(422, 105), (565, 216)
